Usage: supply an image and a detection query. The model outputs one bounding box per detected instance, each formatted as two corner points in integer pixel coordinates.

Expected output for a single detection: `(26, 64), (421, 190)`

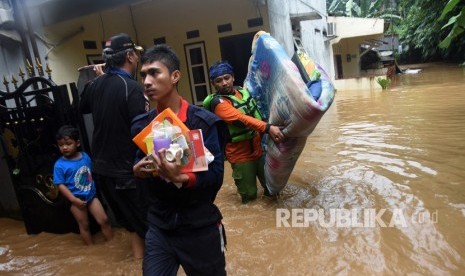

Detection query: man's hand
(77, 63), (106, 76)
(269, 125), (285, 143)
(133, 154), (159, 178)
(133, 150), (188, 186)
(93, 63), (105, 76)
(157, 148), (187, 184)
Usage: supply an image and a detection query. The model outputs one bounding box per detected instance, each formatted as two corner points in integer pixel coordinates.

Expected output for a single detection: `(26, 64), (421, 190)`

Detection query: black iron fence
(0, 61), (89, 234)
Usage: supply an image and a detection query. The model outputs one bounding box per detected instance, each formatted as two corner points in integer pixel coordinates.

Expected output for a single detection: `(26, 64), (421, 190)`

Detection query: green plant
(439, 0), (465, 48)
(377, 78), (391, 90)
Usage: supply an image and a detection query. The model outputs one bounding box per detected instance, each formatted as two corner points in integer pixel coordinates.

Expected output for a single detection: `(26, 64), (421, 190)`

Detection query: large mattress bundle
(244, 31), (335, 194)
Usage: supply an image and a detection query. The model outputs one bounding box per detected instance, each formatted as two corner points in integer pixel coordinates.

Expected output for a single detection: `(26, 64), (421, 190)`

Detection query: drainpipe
(18, 0), (43, 77)
(10, 0), (37, 78)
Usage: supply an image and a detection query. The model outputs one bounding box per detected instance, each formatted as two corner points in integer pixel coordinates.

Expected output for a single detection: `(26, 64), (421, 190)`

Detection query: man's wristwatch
(265, 123), (271, 134)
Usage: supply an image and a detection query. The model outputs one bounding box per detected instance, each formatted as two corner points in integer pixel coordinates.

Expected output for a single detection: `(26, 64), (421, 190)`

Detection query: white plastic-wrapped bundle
(244, 32), (336, 195)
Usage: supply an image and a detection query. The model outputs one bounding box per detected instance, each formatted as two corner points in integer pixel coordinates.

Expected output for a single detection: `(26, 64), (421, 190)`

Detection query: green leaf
(441, 13), (460, 29)
(439, 7), (465, 48)
(439, 0), (461, 20)
(457, 7), (465, 25)
(439, 35), (453, 48)
(346, 0), (353, 17)
(353, 4), (362, 17)
(376, 78), (391, 90)
(439, 26), (464, 48)
(328, 0), (342, 13)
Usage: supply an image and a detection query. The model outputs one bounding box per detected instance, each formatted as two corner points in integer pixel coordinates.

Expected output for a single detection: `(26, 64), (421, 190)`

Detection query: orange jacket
(212, 89), (267, 163)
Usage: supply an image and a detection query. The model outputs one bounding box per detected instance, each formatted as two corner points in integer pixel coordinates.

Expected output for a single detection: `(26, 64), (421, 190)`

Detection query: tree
(327, 0), (398, 18)
(327, 0), (465, 61)
(439, 0), (465, 48)
(398, 0), (465, 61)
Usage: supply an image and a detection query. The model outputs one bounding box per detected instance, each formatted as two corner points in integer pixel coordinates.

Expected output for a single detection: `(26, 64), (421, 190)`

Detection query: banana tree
(327, 0), (394, 18)
(439, 0), (465, 48)
(397, 0), (465, 61)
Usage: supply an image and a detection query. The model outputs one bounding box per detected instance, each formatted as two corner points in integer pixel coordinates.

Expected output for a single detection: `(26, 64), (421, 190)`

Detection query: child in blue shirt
(53, 125), (113, 245)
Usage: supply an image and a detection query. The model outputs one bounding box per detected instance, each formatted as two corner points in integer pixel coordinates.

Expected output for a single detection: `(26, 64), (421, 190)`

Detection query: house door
(335, 54), (343, 79)
(219, 32), (256, 87)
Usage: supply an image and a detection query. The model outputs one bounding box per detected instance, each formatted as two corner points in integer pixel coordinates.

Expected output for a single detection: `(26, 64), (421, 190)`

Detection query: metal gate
(0, 63), (89, 234)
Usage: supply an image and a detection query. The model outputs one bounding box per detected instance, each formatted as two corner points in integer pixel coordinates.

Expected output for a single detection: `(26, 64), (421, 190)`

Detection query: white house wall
(329, 16), (385, 42)
(328, 16), (385, 86)
(270, 0), (333, 80)
(42, 0), (270, 101)
(40, 0), (336, 101)
(300, 20), (332, 79)
(0, 37), (24, 85)
(266, 0), (293, 56)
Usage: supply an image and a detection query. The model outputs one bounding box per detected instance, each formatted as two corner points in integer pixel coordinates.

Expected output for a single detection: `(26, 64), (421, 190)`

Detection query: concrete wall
(301, 20), (332, 78)
(334, 75), (387, 91)
(329, 16), (385, 40)
(267, 0), (293, 56)
(4, 0), (334, 95)
(42, 0), (269, 102)
(0, 36), (24, 89)
(269, 0), (333, 79)
(328, 16), (385, 84)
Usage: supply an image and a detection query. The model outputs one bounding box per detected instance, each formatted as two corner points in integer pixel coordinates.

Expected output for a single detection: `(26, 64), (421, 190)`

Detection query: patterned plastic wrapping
(244, 32), (336, 194)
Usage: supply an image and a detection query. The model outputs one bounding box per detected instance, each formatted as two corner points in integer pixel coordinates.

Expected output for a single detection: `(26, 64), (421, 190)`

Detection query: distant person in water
(53, 125), (113, 245)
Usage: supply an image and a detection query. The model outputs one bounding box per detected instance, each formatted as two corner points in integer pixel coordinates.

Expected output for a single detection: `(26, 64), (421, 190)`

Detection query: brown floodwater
(1, 62), (465, 275)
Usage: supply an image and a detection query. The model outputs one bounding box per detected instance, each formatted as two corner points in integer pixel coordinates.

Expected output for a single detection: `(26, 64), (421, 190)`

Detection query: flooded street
(1, 62), (465, 275)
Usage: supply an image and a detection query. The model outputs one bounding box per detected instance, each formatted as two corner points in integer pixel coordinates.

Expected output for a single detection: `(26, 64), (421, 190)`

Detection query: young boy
(53, 125), (113, 245)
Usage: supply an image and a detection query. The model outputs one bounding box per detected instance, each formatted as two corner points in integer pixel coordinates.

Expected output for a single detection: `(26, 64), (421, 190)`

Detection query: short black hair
(56, 125), (80, 142)
(141, 44), (180, 73)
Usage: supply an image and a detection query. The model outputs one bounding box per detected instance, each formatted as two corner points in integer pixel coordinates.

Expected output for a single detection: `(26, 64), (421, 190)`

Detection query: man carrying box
(132, 44), (227, 276)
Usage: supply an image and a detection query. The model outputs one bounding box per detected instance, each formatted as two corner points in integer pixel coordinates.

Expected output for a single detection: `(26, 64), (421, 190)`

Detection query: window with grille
(184, 42), (210, 105)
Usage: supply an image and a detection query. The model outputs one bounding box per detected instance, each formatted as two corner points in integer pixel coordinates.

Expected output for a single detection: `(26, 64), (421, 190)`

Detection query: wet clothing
(231, 156), (266, 203)
(204, 88), (262, 143)
(131, 97), (227, 274)
(53, 152), (96, 203)
(204, 88), (268, 201)
(205, 88), (266, 164)
(79, 72), (147, 178)
(93, 174), (147, 238)
(79, 70), (148, 237)
(143, 223), (226, 276)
